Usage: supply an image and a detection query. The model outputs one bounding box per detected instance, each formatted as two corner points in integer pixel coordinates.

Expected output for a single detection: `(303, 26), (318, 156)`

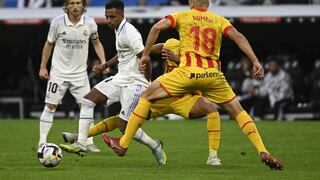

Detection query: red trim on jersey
(194, 7), (207, 12)
(220, 95), (236, 105)
(195, 53), (202, 67)
(186, 52), (192, 66)
(217, 59), (221, 71)
(223, 25), (235, 37)
(208, 130), (221, 132)
(248, 130), (256, 136)
(241, 121), (254, 130)
(165, 15), (175, 29)
(132, 112), (147, 120)
(159, 82), (173, 97)
(206, 57), (214, 68)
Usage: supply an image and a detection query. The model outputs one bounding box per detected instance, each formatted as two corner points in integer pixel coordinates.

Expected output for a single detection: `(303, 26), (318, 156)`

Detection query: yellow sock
(88, 115), (120, 137)
(207, 112), (220, 153)
(235, 111), (268, 153)
(120, 98), (151, 148)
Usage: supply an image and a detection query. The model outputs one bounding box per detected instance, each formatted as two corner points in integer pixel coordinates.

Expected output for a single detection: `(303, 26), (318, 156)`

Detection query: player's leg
(89, 115), (120, 136)
(39, 78), (67, 147)
(116, 119), (166, 165)
(221, 98), (283, 170)
(104, 69), (188, 156)
(39, 103), (57, 147)
(188, 97), (222, 166)
(60, 77), (117, 153)
(118, 80), (170, 149)
(63, 115), (120, 143)
(68, 77), (101, 152)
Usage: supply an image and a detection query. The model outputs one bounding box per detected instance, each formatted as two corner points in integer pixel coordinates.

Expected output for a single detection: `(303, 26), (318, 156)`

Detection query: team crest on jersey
(83, 30), (88, 37)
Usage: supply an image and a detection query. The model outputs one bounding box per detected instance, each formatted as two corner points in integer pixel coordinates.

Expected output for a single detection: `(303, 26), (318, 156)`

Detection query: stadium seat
(147, 0), (169, 6)
(122, 0), (139, 6)
(3, 0), (18, 7)
(89, 0), (105, 6)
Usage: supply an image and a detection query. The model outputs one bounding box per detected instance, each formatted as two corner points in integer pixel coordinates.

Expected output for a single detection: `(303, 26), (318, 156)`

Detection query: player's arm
(150, 43), (180, 63)
(137, 50), (152, 82)
(143, 19), (171, 57)
(150, 43), (164, 54)
(91, 38), (106, 64)
(95, 54), (119, 74)
(39, 40), (54, 80)
(227, 28), (264, 80)
(140, 18), (172, 69)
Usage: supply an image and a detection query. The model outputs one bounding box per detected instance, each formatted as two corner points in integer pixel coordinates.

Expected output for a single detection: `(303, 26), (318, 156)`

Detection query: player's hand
(93, 63), (107, 74)
(162, 48), (180, 63)
(252, 62), (264, 80)
(103, 67), (110, 75)
(139, 55), (150, 72)
(39, 68), (49, 80)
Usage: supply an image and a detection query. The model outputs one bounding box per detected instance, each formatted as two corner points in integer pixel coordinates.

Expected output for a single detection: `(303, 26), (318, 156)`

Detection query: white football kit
(94, 18), (149, 121)
(45, 14), (99, 105)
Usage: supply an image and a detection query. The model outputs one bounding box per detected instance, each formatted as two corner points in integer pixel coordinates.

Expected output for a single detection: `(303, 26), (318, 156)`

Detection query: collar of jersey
(193, 7), (207, 12)
(115, 18), (127, 35)
(64, 14), (85, 27)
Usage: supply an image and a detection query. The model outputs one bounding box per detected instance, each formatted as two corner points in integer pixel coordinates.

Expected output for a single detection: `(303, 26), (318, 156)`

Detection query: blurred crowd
(1, 0), (320, 8)
(225, 56), (320, 120)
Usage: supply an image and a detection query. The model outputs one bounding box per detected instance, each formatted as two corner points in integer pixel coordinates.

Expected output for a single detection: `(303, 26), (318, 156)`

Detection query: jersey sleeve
(221, 17), (234, 37)
(130, 29), (144, 55)
(165, 11), (182, 29)
(89, 20), (99, 40)
(47, 20), (58, 43)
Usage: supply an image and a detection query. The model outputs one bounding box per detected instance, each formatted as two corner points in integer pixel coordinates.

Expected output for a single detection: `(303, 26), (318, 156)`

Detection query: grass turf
(0, 119), (319, 179)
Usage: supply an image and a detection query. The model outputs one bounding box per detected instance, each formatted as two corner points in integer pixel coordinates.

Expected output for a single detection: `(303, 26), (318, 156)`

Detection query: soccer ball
(37, 143), (62, 167)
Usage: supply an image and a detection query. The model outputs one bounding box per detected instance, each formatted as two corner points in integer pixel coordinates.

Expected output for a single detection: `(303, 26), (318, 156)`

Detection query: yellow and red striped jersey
(166, 8), (234, 70)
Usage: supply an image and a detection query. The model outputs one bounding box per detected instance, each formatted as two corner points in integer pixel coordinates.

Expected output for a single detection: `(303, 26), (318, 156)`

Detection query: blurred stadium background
(0, 0), (320, 120)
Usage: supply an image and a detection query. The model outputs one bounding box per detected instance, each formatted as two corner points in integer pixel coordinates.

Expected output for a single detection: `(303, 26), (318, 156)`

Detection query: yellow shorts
(156, 66), (236, 104)
(151, 94), (201, 119)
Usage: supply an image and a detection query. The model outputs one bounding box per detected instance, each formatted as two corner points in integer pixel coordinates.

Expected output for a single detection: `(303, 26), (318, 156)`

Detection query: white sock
(133, 128), (158, 150)
(39, 106), (56, 146)
(86, 121), (95, 145)
(78, 98), (95, 145)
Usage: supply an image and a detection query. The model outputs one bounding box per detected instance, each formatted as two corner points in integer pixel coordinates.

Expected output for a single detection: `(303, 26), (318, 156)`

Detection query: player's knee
(199, 97), (217, 114)
(45, 103), (57, 111)
(81, 98), (96, 108)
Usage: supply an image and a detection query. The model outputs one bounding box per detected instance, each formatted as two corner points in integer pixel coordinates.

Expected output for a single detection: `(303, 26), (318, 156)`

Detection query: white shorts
(44, 76), (90, 105)
(94, 76), (147, 121)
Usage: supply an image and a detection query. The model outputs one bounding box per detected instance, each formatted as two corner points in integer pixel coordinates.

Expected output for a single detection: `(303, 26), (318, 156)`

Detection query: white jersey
(112, 18), (149, 87)
(47, 14), (99, 81)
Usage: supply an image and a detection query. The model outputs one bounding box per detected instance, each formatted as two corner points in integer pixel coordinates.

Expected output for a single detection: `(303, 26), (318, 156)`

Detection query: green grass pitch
(0, 119), (319, 179)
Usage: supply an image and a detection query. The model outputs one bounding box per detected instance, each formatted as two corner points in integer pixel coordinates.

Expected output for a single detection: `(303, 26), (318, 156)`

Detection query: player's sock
(78, 99), (95, 145)
(39, 106), (56, 146)
(120, 98), (151, 148)
(86, 121), (95, 144)
(235, 111), (268, 153)
(207, 112), (220, 153)
(133, 128), (158, 150)
(88, 115), (120, 137)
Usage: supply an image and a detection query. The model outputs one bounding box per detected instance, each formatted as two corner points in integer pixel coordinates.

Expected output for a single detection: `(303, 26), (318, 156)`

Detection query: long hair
(63, 0), (87, 14)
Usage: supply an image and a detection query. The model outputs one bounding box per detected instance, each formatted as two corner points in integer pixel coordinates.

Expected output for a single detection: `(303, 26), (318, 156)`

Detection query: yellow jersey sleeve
(165, 11), (183, 29)
(221, 17), (234, 37)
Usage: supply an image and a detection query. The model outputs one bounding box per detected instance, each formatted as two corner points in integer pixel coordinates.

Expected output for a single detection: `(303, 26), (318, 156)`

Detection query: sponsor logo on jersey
(190, 72), (223, 80)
